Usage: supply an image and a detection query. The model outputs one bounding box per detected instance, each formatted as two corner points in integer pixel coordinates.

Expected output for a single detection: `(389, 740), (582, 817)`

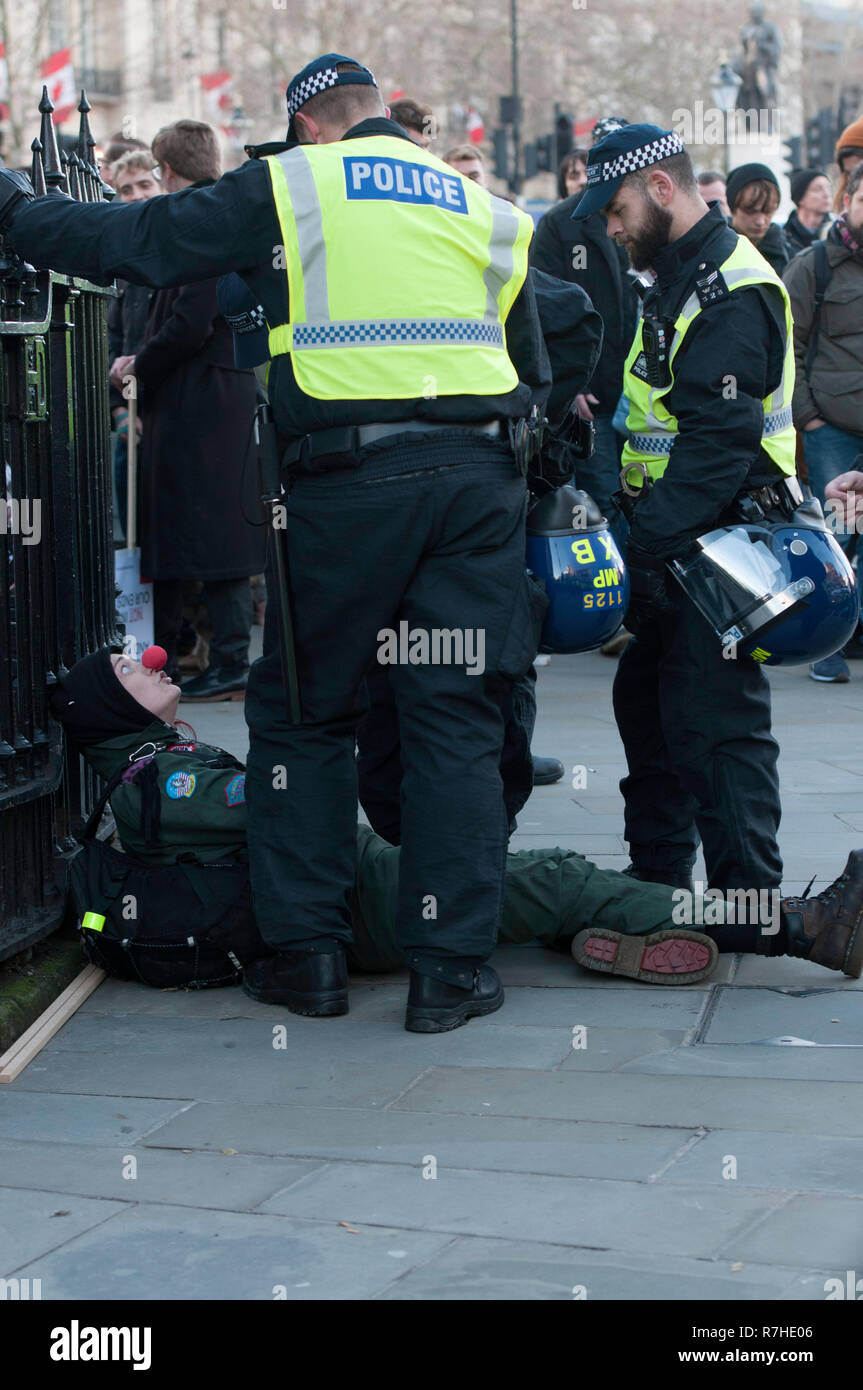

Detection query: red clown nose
(141, 645), (167, 671)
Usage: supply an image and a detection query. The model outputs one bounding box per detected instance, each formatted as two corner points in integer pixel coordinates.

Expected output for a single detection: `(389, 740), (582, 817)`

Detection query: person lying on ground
(49, 646), (863, 1008)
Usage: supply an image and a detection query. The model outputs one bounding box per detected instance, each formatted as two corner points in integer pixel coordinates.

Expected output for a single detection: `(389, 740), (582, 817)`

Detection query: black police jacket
(9, 118), (551, 443)
(629, 203), (789, 559)
(530, 191), (638, 415)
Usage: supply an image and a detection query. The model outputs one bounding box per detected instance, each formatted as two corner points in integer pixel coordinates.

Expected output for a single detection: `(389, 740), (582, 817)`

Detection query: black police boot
(405, 965), (504, 1034)
(623, 863), (695, 894)
(532, 756), (565, 786)
(242, 947), (349, 1016)
(180, 664), (248, 702)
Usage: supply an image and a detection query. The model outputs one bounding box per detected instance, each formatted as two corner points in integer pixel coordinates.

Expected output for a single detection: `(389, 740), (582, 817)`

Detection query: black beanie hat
(790, 168), (827, 206)
(726, 162), (780, 211)
(49, 647), (169, 747)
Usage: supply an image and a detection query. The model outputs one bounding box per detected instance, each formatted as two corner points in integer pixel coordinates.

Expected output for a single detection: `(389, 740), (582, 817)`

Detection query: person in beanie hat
(726, 162), (788, 274)
(833, 114), (863, 213)
(785, 169), (833, 257)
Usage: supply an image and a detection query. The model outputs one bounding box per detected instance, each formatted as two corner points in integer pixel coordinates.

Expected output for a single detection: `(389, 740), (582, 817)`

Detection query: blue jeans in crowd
(803, 420), (863, 609)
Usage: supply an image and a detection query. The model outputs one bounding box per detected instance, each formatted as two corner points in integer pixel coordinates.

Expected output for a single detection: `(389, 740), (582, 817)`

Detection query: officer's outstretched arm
(6, 165), (274, 290)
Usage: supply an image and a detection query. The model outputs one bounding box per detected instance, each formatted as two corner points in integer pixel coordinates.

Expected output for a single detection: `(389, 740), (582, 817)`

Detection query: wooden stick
(126, 389), (137, 548)
(0, 964), (105, 1082)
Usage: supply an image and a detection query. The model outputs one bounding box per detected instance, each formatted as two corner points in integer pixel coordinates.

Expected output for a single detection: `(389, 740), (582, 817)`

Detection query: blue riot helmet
(669, 497), (859, 666)
(525, 486), (628, 653)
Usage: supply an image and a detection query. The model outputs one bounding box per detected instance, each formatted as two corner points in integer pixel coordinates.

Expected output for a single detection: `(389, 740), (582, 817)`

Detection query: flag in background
(466, 106), (485, 145)
(40, 48), (76, 124)
(200, 71), (233, 131)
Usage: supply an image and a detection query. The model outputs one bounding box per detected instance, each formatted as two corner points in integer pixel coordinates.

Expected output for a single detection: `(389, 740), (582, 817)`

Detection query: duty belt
(281, 418), (506, 469)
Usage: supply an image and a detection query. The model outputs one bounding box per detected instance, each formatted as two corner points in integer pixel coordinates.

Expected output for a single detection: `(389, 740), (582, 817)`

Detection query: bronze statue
(734, 2), (781, 124)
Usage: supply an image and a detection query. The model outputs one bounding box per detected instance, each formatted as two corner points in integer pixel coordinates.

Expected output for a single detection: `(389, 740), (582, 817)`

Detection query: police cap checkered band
(587, 131), (685, 186)
(286, 53), (377, 121)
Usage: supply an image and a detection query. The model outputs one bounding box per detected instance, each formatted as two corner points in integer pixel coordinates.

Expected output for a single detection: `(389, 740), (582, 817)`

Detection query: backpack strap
(79, 741), (174, 844)
(805, 240), (833, 380)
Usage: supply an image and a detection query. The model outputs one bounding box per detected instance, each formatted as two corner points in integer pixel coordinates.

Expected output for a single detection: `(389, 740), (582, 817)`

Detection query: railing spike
(77, 89), (94, 164)
(38, 85), (67, 193)
(30, 138), (47, 196)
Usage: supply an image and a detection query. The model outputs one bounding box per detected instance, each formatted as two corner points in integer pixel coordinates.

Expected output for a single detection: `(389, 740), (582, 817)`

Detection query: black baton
(256, 403), (302, 724)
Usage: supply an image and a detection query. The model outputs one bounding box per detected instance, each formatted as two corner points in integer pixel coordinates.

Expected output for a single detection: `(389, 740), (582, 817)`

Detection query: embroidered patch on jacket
(168, 743), (196, 753)
(166, 771), (197, 799)
(224, 773), (246, 807)
(629, 351), (652, 384)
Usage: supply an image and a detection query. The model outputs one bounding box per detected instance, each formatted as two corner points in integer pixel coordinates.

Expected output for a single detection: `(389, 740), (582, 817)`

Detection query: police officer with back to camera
(0, 55), (558, 1033)
(570, 124), (799, 932)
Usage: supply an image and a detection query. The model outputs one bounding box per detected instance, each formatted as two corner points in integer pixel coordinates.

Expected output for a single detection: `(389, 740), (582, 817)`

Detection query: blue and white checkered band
(590, 133), (686, 185)
(287, 66), (375, 121)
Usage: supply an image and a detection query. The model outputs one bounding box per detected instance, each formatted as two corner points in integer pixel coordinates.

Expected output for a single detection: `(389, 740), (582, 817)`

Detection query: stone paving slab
(703, 987), (863, 1045)
(1, 1187), (128, 1274)
(0, 1091), (190, 1145)
(10, 1201), (453, 1300)
(12, 1052), (427, 1106)
(733, 956), (863, 988)
(139, 1101), (698, 1181)
(558, 1027), (691, 1071)
(622, 1044), (863, 1083)
(718, 1194), (863, 1269)
(392, 1067), (863, 1136)
(0, 1141), (324, 1211)
(260, 1162), (788, 1259)
(35, 1012), (575, 1072)
(658, 1130), (863, 1196)
(375, 1236), (830, 1301)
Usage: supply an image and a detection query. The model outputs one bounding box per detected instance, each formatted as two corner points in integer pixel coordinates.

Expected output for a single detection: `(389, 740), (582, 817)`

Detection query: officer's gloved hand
(0, 170), (36, 233)
(624, 542), (674, 636)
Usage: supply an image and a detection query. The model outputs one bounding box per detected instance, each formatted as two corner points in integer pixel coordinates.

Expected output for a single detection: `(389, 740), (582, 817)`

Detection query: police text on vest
(344, 157), (468, 214)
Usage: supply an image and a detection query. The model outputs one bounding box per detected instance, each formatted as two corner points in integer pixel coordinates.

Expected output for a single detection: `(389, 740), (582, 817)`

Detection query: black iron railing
(0, 89), (120, 961)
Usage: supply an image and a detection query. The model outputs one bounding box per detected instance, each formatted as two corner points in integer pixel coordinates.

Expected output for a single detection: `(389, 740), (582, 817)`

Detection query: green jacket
(84, 721), (248, 864)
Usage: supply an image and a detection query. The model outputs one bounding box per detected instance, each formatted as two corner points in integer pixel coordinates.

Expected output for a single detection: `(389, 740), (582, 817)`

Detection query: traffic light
(492, 127), (510, 183)
(782, 134), (802, 179)
(555, 112), (575, 166)
(535, 133), (554, 173)
(523, 141), (538, 180)
(805, 108), (835, 169)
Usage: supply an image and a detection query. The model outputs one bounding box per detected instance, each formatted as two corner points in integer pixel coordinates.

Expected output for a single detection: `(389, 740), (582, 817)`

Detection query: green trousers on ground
(346, 823), (695, 973)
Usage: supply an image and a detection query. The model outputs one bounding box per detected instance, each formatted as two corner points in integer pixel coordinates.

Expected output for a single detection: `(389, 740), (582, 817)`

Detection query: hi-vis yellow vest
(263, 136), (534, 401)
(621, 237), (797, 488)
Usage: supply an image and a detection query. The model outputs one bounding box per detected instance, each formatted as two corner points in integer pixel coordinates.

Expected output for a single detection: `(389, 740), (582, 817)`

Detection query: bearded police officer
(572, 125), (796, 931)
(0, 55), (559, 1033)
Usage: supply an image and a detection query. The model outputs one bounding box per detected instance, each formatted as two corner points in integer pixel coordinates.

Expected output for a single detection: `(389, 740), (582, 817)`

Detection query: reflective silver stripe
(293, 319), (505, 348)
(483, 193), (520, 320)
(274, 149), (329, 321)
(630, 405), (793, 460)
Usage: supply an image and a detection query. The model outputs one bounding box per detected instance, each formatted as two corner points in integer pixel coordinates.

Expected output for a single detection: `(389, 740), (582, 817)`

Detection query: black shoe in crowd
(242, 947), (349, 1016)
(623, 863), (695, 894)
(532, 755), (565, 785)
(405, 965), (504, 1033)
(180, 665), (248, 701)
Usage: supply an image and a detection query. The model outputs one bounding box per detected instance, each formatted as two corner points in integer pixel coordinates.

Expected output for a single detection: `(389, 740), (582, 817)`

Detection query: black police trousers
(356, 663), (538, 845)
(243, 437), (539, 986)
(612, 577), (783, 895)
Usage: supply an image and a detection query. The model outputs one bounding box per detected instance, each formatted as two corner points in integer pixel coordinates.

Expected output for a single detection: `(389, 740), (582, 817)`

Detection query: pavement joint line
(370, 1233), (463, 1300)
(686, 983), (723, 1046)
(3, 1200), (132, 1280)
(101, 1150), (863, 1196)
(247, 1161), (336, 1212)
(383, 1065), (437, 1110)
(122, 1101), (197, 1146)
(710, 1188), (800, 1261)
(646, 1127), (709, 1184)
